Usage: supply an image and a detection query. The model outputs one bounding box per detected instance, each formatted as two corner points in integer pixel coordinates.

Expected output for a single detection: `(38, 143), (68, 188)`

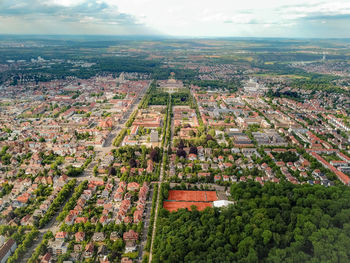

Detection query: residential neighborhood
(1, 37), (350, 263)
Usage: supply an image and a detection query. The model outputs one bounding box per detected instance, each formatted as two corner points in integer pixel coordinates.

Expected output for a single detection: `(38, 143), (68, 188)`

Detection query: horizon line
(0, 34), (350, 40)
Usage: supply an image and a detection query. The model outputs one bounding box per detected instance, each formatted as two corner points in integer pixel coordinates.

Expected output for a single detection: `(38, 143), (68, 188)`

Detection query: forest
(171, 91), (191, 106)
(190, 79), (241, 92)
(152, 182), (350, 263)
(148, 91), (169, 105)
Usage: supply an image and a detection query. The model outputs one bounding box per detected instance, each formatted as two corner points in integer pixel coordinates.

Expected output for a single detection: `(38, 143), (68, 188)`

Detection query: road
(19, 188), (73, 263)
(148, 95), (171, 263)
(138, 185), (154, 261)
(78, 80), (150, 182)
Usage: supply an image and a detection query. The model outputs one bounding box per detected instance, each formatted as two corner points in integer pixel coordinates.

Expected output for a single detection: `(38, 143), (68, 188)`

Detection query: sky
(0, 0), (350, 38)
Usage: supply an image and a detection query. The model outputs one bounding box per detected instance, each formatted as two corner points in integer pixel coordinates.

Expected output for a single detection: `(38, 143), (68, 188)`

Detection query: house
(55, 232), (68, 241)
(100, 256), (110, 263)
(76, 198), (86, 207)
(201, 163), (209, 171)
(33, 209), (44, 218)
(123, 230), (138, 253)
(103, 203), (113, 211)
(123, 230), (138, 241)
(124, 216), (132, 224)
(146, 160), (154, 173)
(265, 167), (273, 178)
(101, 189), (109, 199)
(300, 172), (308, 178)
(0, 238), (17, 263)
(65, 214), (75, 225)
(92, 232), (105, 242)
(312, 169), (322, 177)
(231, 176), (238, 183)
(75, 217), (88, 224)
(82, 190), (93, 200)
(75, 232), (85, 242)
(121, 257), (133, 263)
(50, 240), (67, 255)
(214, 175), (221, 182)
(110, 231), (120, 241)
(55, 174), (69, 187)
(133, 210), (143, 223)
(198, 172), (210, 178)
(84, 243), (94, 258)
(276, 161), (285, 167)
(21, 214), (34, 226)
(74, 244), (82, 252)
(188, 153), (197, 161)
(114, 192), (123, 202)
(70, 252), (81, 262)
(224, 163), (233, 169)
(240, 176), (247, 182)
(16, 193), (31, 206)
(99, 215), (109, 226)
(204, 148), (212, 156)
(96, 199), (106, 206)
(97, 245), (108, 258)
(223, 175), (230, 182)
(210, 163), (219, 170)
(74, 204), (83, 213)
(41, 252), (52, 263)
(127, 182), (140, 191)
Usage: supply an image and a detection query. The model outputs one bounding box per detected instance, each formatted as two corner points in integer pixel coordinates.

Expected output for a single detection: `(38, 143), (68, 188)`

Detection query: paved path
(138, 186), (154, 261)
(19, 188), (73, 263)
(148, 95), (171, 263)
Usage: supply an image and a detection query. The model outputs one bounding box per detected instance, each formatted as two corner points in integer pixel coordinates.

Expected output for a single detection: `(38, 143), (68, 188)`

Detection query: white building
(213, 200), (235, 208)
(150, 130), (158, 142)
(0, 238), (17, 263)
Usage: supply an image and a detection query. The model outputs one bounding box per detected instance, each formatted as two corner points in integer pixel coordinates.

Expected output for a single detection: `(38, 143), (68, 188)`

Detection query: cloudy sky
(0, 0), (350, 37)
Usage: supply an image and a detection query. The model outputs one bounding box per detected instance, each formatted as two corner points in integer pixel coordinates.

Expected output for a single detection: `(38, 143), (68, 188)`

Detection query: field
(163, 190), (218, 212)
(321, 153), (343, 162)
(167, 190), (217, 202)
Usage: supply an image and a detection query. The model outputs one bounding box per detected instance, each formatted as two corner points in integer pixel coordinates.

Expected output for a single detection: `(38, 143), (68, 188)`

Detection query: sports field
(164, 190), (218, 212)
(167, 190), (218, 202)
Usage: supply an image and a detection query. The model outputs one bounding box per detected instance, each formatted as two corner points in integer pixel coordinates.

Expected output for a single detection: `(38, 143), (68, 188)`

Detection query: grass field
(321, 153), (343, 162)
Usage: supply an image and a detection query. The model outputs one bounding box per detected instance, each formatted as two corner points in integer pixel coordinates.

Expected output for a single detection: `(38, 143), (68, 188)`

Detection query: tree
(109, 167), (116, 176)
(206, 134), (213, 141)
(176, 149), (187, 159)
(153, 182), (350, 262)
(178, 139), (185, 149)
(150, 147), (160, 162)
(262, 229), (272, 245)
(189, 146), (198, 155)
(129, 158), (137, 168)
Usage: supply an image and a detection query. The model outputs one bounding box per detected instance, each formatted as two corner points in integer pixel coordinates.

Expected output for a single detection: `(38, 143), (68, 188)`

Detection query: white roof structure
(213, 200), (235, 208)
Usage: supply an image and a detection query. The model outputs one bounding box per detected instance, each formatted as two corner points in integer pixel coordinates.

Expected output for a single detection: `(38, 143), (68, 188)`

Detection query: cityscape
(1, 0), (350, 263)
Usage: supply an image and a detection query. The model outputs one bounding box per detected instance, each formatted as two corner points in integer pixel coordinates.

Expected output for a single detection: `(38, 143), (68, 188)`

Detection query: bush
(56, 180), (88, 222)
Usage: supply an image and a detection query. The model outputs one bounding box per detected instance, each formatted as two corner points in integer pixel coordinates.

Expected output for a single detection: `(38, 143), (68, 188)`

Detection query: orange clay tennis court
(164, 190), (218, 212)
(167, 190), (218, 202)
(163, 201), (213, 212)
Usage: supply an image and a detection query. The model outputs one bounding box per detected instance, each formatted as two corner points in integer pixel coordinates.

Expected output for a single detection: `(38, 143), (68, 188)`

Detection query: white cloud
(47, 0), (86, 7)
(1, 0), (350, 37)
